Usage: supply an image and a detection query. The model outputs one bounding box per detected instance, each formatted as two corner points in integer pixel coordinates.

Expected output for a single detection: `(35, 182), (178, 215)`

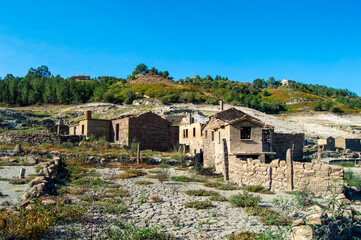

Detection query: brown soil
(128, 73), (178, 86)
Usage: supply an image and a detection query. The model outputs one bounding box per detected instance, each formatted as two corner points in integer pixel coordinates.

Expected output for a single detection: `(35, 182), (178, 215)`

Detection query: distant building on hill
(281, 79), (295, 86)
(73, 75), (90, 80)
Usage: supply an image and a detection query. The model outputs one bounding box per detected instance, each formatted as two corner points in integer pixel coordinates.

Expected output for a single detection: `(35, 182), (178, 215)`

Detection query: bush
(228, 191), (261, 208)
(209, 194), (228, 202)
(246, 207), (291, 226)
(183, 200), (212, 209)
(344, 170), (361, 190)
(203, 182), (221, 188)
(292, 185), (314, 209)
(170, 175), (191, 182)
(216, 184), (239, 191)
(272, 196), (298, 216)
(243, 185), (267, 193)
(134, 181), (153, 185)
(156, 168), (170, 184)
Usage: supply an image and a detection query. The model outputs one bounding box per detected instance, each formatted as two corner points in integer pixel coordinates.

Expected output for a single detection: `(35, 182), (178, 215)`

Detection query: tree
(163, 71), (169, 78)
(27, 65), (51, 78)
(267, 77), (275, 87)
(253, 78), (266, 89)
(135, 63), (148, 73)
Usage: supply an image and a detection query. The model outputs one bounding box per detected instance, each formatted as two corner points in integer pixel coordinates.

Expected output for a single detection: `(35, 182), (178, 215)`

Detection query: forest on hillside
(0, 64), (360, 114)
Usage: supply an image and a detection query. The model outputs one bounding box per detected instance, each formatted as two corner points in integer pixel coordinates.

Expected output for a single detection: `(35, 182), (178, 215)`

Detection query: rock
(291, 225), (314, 240)
(21, 192), (31, 201)
(41, 199), (56, 205)
(26, 204), (34, 211)
(19, 200), (35, 208)
(335, 194), (352, 205)
(9, 159), (19, 163)
(292, 218), (304, 226)
(27, 155), (38, 164)
(29, 176), (47, 187)
(14, 144), (22, 154)
(29, 183), (47, 197)
(306, 205), (322, 213)
(305, 213), (322, 225)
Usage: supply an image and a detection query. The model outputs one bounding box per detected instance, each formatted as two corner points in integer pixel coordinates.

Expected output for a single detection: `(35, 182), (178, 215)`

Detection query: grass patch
(245, 206), (291, 226)
(170, 175), (207, 183)
(216, 184), (239, 191)
(209, 194), (228, 202)
(72, 177), (109, 187)
(333, 161), (356, 168)
(185, 189), (219, 197)
(203, 182), (221, 188)
(229, 191), (261, 208)
(183, 200), (212, 209)
(0, 178), (8, 181)
(134, 180), (153, 185)
(113, 169), (147, 179)
(227, 231), (266, 240)
(344, 170), (361, 190)
(8, 178), (29, 185)
(243, 185), (274, 194)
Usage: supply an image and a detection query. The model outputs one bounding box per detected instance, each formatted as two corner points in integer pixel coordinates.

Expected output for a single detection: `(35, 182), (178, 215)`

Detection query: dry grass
(150, 195), (162, 202)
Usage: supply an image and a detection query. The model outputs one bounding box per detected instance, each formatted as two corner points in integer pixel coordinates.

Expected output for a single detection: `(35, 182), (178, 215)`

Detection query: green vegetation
(228, 191), (261, 208)
(243, 185), (274, 194)
(183, 200), (213, 209)
(185, 189), (219, 197)
(227, 231), (266, 240)
(344, 170), (361, 190)
(1, 64), (359, 114)
(245, 207), (291, 226)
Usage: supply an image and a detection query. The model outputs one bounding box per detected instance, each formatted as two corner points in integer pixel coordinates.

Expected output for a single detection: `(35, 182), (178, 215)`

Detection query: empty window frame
(205, 130), (208, 138)
(73, 127), (76, 135)
(218, 132), (221, 143)
(262, 129), (270, 142)
(115, 124), (120, 141)
(81, 125), (85, 135)
(186, 129), (188, 138)
(240, 127), (251, 139)
(193, 127), (196, 137)
(211, 131), (214, 141)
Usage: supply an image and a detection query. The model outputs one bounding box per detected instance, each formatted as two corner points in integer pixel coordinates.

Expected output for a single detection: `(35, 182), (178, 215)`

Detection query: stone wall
(272, 133), (304, 160)
(0, 133), (82, 145)
(128, 112), (174, 152)
(228, 156), (343, 196)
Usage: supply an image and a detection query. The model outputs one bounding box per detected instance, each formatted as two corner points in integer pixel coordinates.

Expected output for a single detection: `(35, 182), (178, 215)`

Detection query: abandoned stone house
(318, 136), (336, 151)
(202, 108), (304, 172)
(335, 136), (361, 151)
(179, 114), (204, 156)
(69, 111), (178, 151)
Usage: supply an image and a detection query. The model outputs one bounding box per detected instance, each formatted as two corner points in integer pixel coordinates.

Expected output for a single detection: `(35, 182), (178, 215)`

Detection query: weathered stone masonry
(0, 133), (82, 145)
(228, 155), (344, 196)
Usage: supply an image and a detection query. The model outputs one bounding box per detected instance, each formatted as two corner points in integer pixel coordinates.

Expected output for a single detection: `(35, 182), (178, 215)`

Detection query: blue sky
(0, 0), (360, 94)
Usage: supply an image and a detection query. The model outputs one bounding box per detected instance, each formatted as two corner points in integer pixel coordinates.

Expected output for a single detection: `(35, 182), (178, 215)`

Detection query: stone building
(202, 108), (304, 175)
(69, 111), (178, 151)
(69, 111), (111, 141)
(112, 112), (177, 151)
(318, 136), (336, 151)
(179, 114), (204, 155)
(335, 136), (361, 151)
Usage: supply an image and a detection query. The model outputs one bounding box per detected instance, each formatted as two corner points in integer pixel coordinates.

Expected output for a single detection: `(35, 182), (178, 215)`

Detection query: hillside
(127, 73), (178, 86)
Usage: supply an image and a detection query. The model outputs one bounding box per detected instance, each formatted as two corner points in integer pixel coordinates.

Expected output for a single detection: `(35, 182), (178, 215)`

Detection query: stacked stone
(20, 157), (66, 206)
(0, 133), (82, 145)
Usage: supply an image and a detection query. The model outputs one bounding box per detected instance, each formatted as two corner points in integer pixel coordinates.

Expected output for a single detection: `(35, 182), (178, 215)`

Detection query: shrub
(292, 185), (314, 209)
(8, 178), (28, 184)
(246, 207), (291, 226)
(243, 185), (266, 192)
(229, 191), (261, 208)
(72, 177), (108, 187)
(344, 169), (361, 190)
(97, 202), (127, 215)
(156, 168), (170, 184)
(185, 189), (219, 197)
(183, 200), (212, 209)
(272, 196), (298, 216)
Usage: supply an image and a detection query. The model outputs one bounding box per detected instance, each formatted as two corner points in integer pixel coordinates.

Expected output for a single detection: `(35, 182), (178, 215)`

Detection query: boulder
(27, 155), (39, 165)
(29, 176), (47, 187)
(14, 144), (22, 154)
(291, 225), (314, 240)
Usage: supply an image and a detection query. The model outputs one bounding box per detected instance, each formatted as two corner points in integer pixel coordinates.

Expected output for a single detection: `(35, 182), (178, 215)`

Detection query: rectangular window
(240, 127), (251, 139)
(193, 128), (196, 137)
(186, 129), (188, 138)
(219, 132), (221, 143)
(81, 125), (85, 135)
(183, 129), (186, 138)
(211, 131), (214, 141)
(115, 124), (119, 141)
(205, 130), (208, 138)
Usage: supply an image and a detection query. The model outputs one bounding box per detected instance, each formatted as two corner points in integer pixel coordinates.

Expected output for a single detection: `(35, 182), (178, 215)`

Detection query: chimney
(84, 110), (92, 120)
(219, 99), (224, 111)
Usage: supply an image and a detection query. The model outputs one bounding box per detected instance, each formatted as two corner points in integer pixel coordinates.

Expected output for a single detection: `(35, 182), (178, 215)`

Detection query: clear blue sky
(1, 0), (360, 94)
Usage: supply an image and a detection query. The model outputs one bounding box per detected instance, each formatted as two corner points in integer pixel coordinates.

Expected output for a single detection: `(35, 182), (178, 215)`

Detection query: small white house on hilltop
(281, 79), (295, 86)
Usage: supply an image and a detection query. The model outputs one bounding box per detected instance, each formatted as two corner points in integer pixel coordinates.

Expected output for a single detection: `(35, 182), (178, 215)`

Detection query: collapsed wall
(228, 155), (344, 196)
(0, 133), (82, 145)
